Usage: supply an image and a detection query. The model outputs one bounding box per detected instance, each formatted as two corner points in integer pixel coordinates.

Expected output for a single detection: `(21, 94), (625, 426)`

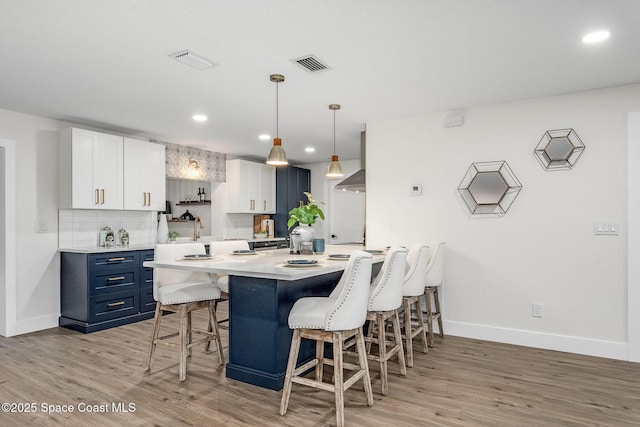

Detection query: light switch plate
(594, 221), (619, 235)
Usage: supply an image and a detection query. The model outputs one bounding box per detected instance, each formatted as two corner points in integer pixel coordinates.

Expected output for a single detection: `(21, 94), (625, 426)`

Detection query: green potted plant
(288, 192), (325, 250)
(168, 231), (180, 243)
(288, 192), (325, 228)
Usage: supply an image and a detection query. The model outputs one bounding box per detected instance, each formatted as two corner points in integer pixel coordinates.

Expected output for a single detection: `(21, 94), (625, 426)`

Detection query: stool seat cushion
(156, 280), (221, 305)
(288, 297), (338, 329)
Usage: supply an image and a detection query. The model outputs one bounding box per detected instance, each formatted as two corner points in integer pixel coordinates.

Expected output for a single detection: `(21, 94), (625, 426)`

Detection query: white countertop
(143, 245), (385, 281)
(58, 244), (156, 254)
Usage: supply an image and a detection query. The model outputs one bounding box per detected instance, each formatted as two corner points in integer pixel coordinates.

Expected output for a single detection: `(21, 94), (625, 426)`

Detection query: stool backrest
(153, 243), (213, 299)
(325, 250), (373, 331)
(426, 241), (446, 288)
(403, 243), (430, 297)
(209, 240), (250, 255)
(368, 246), (407, 312)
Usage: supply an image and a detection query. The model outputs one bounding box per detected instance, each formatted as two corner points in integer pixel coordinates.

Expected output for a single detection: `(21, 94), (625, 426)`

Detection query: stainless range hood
(335, 131), (365, 192)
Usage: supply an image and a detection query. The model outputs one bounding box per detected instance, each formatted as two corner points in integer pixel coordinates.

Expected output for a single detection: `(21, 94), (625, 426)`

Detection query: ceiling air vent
(168, 49), (217, 70)
(290, 54), (331, 73)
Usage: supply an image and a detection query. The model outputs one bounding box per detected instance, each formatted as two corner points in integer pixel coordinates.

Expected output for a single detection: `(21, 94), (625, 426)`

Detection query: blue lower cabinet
(60, 249), (155, 333)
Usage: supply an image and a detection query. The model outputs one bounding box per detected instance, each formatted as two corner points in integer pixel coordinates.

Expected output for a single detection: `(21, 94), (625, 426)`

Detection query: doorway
(329, 184), (365, 245)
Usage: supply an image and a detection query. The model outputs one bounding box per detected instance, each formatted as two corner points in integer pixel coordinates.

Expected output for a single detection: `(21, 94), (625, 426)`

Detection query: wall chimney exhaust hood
(335, 131), (366, 192)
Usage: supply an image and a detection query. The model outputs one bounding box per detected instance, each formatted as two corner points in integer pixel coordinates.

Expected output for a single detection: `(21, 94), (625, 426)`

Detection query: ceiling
(1, 1), (639, 164)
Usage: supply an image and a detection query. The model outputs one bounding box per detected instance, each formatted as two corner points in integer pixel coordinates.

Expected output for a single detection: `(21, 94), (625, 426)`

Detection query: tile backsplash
(59, 209), (157, 248)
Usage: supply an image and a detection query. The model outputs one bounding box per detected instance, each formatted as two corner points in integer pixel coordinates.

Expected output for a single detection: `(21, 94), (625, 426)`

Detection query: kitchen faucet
(193, 216), (203, 241)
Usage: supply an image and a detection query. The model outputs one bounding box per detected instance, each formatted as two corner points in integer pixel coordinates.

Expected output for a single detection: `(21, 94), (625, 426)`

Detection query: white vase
(294, 224), (314, 243)
(157, 214), (169, 244)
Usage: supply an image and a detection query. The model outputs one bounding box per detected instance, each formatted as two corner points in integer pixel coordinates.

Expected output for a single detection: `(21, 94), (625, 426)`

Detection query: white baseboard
(444, 320), (630, 361)
(14, 313), (59, 336)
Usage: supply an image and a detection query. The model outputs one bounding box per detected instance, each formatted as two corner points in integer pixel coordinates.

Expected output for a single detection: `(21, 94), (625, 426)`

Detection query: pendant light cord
(333, 108), (336, 154)
(276, 81), (279, 138)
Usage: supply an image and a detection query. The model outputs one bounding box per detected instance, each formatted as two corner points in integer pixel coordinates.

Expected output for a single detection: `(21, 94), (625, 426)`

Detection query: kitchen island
(143, 245), (383, 390)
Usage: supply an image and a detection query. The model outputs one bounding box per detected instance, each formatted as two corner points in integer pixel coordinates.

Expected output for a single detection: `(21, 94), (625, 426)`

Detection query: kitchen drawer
(89, 290), (139, 323)
(89, 267), (138, 296)
(140, 286), (156, 312)
(89, 251), (139, 269)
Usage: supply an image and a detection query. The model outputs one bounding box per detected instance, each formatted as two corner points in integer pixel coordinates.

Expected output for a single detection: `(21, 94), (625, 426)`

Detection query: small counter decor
(288, 192), (325, 252)
(534, 128), (585, 170)
(168, 231), (179, 243)
(458, 160), (522, 217)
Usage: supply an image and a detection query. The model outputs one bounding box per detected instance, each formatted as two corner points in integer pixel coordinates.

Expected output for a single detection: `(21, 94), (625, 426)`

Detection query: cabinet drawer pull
(100, 189), (105, 204)
(147, 192), (151, 206)
(107, 257), (126, 262)
(95, 189), (100, 204)
(107, 276), (126, 281)
(107, 301), (125, 307)
(264, 200), (266, 210)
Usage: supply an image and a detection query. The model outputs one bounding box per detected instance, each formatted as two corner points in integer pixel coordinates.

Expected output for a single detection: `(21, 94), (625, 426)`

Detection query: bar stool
(280, 251), (374, 427)
(145, 243), (225, 381)
(402, 243), (429, 367)
(423, 241), (446, 347)
(208, 240), (250, 329)
(363, 246), (407, 395)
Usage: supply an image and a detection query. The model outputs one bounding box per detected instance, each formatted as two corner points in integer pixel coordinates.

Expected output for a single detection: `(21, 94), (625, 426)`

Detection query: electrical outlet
(532, 303), (544, 318)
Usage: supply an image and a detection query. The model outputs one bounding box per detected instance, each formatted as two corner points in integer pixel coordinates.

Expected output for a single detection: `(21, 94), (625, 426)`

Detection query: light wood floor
(1, 308), (639, 427)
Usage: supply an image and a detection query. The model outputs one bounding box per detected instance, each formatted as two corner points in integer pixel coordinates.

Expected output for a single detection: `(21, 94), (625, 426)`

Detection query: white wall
(0, 110), (62, 335)
(367, 84), (640, 360)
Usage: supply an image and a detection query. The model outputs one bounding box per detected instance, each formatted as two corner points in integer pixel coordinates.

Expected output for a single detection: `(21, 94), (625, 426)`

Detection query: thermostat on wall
(410, 184), (422, 196)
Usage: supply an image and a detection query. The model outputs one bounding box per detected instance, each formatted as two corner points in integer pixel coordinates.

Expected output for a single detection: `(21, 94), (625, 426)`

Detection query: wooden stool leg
(333, 332), (345, 427)
(280, 329), (302, 416)
(391, 309), (407, 376)
(403, 298), (414, 367)
(425, 288), (435, 348)
(187, 310), (193, 358)
(208, 300), (225, 365)
(414, 299), (428, 354)
(145, 302), (162, 372)
(434, 287), (444, 338)
(179, 305), (188, 381)
(315, 340), (324, 382)
(376, 312), (389, 395)
(355, 327), (374, 407)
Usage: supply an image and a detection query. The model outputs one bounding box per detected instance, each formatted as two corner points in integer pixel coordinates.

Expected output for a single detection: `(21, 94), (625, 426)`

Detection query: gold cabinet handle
(100, 189), (105, 204)
(107, 276), (126, 281)
(107, 301), (125, 307)
(147, 192), (151, 206)
(264, 200), (266, 211)
(95, 189), (100, 204)
(107, 257), (125, 262)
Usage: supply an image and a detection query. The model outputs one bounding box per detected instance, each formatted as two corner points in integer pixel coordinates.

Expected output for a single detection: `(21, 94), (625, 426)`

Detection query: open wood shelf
(176, 200), (211, 206)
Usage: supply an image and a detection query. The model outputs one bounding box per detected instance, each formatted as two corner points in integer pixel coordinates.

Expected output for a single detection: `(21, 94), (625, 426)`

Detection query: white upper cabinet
(226, 159), (276, 214)
(59, 128), (124, 209)
(59, 128), (167, 211)
(123, 138), (166, 210)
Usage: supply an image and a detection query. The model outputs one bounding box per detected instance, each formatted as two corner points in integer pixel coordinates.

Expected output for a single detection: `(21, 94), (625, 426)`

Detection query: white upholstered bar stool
(280, 251), (374, 427)
(145, 243), (225, 381)
(402, 243), (430, 367)
(423, 241), (446, 347)
(363, 246), (408, 395)
(208, 240), (250, 329)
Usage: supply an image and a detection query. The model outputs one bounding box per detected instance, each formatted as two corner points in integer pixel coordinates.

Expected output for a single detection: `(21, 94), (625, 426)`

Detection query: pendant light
(326, 103), (344, 178)
(266, 74), (288, 165)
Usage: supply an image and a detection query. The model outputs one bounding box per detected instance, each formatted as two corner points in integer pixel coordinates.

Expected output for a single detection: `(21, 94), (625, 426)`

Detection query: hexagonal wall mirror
(458, 161), (522, 216)
(534, 128), (585, 170)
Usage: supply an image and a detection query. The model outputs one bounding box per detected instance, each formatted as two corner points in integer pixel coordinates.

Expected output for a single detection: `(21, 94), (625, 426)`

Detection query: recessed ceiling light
(582, 30), (610, 44)
(259, 134), (271, 141)
(192, 114), (207, 122)
(305, 147), (316, 153)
